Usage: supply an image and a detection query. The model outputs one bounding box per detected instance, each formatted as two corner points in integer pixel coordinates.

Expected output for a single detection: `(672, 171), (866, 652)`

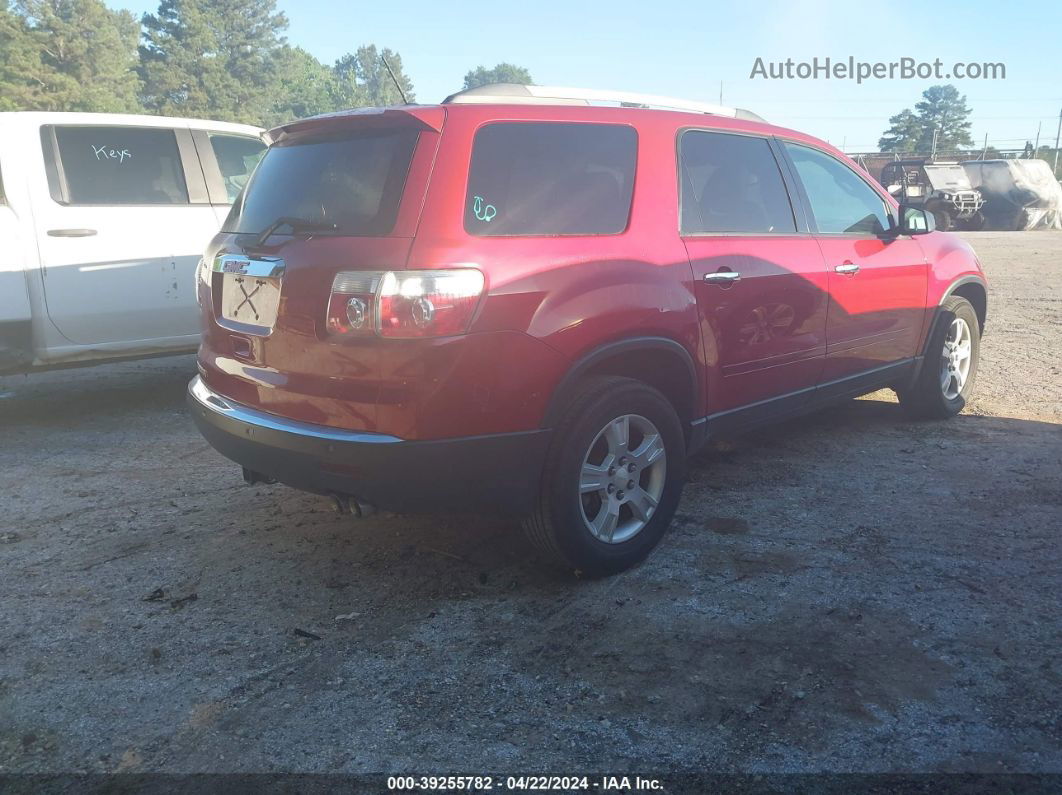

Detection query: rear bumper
(188, 376), (551, 516)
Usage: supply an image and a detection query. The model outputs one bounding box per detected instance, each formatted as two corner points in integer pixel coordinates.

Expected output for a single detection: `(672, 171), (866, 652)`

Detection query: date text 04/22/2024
(386, 776), (664, 791)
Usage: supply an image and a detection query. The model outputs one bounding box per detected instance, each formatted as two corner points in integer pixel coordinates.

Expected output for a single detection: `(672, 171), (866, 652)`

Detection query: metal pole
(1033, 121), (1041, 158)
(981, 133), (988, 160)
(1053, 107), (1061, 176)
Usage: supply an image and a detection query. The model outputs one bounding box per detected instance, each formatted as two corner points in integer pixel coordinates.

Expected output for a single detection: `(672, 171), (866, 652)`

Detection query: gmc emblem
(221, 259), (250, 275)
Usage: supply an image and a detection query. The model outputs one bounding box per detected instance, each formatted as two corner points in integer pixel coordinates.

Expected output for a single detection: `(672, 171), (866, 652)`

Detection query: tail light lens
(327, 268), (484, 339)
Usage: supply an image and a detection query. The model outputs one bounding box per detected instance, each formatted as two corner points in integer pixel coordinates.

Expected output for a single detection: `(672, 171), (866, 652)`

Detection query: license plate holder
(220, 273), (281, 329)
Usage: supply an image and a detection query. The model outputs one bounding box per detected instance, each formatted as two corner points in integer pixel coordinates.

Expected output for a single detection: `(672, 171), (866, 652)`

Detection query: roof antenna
(381, 53), (409, 105)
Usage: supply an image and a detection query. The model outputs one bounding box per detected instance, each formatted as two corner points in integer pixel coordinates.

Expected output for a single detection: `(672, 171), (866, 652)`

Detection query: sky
(108, 0), (1062, 153)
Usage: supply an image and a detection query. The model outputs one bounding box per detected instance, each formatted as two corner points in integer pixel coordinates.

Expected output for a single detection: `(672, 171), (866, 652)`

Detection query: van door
(32, 124), (218, 346)
(780, 142), (928, 384)
(0, 157), (35, 369)
(680, 130), (829, 421)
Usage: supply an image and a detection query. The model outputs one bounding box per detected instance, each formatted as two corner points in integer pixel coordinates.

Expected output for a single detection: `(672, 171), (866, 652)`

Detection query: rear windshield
(223, 129), (419, 237)
(465, 122), (637, 236)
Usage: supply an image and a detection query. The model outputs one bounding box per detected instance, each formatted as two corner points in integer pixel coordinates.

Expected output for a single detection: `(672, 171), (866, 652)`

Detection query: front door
(33, 124), (219, 346)
(680, 130), (829, 418)
(782, 142), (928, 383)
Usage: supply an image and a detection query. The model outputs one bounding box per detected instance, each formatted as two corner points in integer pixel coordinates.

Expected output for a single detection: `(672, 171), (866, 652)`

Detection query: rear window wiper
(254, 216), (337, 246)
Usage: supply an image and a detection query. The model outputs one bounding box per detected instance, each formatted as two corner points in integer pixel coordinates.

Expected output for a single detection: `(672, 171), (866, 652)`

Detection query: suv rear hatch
(199, 107), (446, 434)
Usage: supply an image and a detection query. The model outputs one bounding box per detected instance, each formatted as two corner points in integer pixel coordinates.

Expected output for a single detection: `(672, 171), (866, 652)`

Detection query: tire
(896, 296), (980, 419)
(523, 375), (686, 577)
(931, 207), (953, 232)
(963, 211), (986, 231)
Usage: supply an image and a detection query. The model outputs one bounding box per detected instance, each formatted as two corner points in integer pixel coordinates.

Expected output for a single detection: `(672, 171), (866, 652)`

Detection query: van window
(465, 122), (637, 236)
(784, 143), (891, 235)
(223, 129), (419, 237)
(209, 134), (267, 203)
(679, 131), (796, 234)
(53, 126), (190, 205)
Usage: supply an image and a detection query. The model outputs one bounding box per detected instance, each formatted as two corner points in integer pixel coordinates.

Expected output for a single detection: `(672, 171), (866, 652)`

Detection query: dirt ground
(1, 231), (1060, 778)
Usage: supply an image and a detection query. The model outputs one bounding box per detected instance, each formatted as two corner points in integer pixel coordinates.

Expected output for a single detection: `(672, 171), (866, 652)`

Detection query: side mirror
(897, 204), (935, 235)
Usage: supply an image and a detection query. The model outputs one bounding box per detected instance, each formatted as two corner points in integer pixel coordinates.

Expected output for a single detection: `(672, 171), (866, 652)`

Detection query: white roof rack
(442, 83), (764, 122)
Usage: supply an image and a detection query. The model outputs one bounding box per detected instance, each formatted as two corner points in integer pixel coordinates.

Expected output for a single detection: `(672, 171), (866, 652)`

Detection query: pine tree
(333, 45), (415, 108)
(914, 84), (974, 153)
(139, 0), (287, 123)
(0, 0), (141, 112)
(462, 63), (532, 90)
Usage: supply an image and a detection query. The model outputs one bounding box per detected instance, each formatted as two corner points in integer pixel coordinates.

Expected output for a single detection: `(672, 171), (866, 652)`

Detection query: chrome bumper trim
(188, 376), (403, 444)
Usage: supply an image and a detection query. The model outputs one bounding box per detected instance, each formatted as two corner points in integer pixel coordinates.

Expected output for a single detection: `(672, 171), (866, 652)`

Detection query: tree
(878, 84), (974, 155)
(462, 62), (532, 90)
(878, 109), (922, 153)
(914, 84), (973, 152)
(139, 0), (287, 124)
(0, 0), (141, 112)
(333, 45), (414, 108)
(264, 45), (341, 125)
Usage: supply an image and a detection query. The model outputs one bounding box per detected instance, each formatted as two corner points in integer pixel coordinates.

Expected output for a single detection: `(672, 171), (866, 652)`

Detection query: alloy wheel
(941, 317), (973, 400)
(578, 414), (667, 544)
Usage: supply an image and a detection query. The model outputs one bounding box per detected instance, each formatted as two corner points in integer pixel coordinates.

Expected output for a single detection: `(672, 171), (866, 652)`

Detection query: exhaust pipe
(330, 493), (377, 518)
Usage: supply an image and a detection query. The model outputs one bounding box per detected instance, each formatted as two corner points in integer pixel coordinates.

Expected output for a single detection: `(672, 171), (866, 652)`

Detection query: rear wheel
(897, 296), (980, 419)
(523, 376), (685, 576)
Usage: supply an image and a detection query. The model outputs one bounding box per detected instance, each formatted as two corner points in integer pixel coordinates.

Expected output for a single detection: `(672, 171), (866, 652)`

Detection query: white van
(0, 112), (265, 373)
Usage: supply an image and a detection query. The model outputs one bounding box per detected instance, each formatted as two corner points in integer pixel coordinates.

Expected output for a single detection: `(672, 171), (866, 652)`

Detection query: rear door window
(465, 122), (637, 236)
(208, 134), (267, 203)
(679, 131), (796, 234)
(224, 129), (419, 237)
(784, 143), (891, 235)
(53, 126), (189, 205)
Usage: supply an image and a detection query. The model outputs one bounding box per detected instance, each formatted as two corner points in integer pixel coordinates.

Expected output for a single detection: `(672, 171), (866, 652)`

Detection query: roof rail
(442, 83), (765, 122)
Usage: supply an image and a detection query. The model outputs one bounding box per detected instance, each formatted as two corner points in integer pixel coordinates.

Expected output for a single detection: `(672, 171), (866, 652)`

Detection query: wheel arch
(541, 336), (701, 435)
(943, 275), (987, 334)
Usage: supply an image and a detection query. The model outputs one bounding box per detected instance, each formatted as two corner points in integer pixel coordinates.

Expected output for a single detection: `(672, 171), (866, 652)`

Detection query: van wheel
(896, 296), (980, 419)
(523, 376), (685, 576)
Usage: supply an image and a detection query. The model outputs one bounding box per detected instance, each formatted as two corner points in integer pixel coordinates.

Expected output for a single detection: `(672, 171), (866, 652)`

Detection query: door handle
(47, 228), (97, 237)
(834, 263), (860, 275)
(704, 271), (741, 285)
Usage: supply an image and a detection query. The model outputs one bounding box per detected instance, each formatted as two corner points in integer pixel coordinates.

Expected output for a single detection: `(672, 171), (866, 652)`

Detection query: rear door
(680, 130), (829, 418)
(781, 142), (928, 383)
(33, 123), (217, 345)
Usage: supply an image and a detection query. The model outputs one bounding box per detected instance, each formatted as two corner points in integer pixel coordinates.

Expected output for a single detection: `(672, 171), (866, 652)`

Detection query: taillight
(327, 272), (383, 336)
(327, 269), (485, 338)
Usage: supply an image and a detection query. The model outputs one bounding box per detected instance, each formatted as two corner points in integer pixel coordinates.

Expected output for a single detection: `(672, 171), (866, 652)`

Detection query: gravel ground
(1, 231), (1060, 777)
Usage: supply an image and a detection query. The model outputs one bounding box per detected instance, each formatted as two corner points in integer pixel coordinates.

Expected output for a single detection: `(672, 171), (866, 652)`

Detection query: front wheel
(931, 207), (953, 232)
(896, 296), (980, 419)
(523, 376), (686, 576)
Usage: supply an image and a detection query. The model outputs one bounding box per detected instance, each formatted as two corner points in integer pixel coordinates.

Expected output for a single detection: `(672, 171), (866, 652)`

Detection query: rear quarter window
(465, 122), (637, 236)
(52, 126), (189, 205)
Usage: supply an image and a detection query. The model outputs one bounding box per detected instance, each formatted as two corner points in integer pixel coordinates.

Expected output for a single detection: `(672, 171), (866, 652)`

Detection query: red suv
(189, 84), (987, 575)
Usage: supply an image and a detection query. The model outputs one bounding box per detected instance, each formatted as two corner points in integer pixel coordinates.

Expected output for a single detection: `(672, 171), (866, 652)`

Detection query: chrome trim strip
(189, 376), (403, 444)
(212, 254), (286, 279)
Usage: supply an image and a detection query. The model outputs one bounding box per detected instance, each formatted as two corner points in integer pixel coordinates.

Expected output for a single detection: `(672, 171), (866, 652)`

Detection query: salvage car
(188, 84), (988, 575)
(0, 112), (264, 373)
